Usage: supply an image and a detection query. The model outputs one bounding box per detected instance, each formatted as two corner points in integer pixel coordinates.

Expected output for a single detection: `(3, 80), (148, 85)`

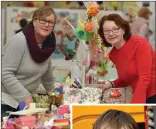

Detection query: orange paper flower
(85, 21), (94, 32)
(87, 3), (99, 17)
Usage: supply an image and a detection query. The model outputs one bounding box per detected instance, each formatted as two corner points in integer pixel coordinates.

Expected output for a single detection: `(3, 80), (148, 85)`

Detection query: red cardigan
(109, 35), (156, 103)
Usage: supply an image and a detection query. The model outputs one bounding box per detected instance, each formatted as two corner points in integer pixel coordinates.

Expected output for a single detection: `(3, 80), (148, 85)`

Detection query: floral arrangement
(73, 2), (100, 41)
(64, 2), (108, 77)
(87, 3), (100, 17)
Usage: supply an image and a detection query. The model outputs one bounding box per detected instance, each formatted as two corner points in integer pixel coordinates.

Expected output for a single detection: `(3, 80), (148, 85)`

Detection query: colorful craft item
(55, 77), (65, 83)
(97, 60), (108, 77)
(110, 89), (121, 98)
(53, 118), (70, 126)
(63, 87), (102, 104)
(65, 2), (100, 42)
(103, 47), (108, 57)
(64, 48), (75, 60)
(96, 47), (102, 53)
(74, 78), (82, 88)
(55, 81), (64, 88)
(86, 75), (93, 84)
(59, 42), (75, 60)
(74, 28), (86, 40)
(83, 57), (89, 65)
(3, 118), (16, 129)
(87, 3), (100, 17)
(51, 126), (61, 129)
(85, 21), (94, 32)
(74, 28), (94, 41)
(97, 71), (107, 77)
(89, 35), (97, 59)
(71, 78), (82, 89)
(15, 116), (36, 128)
(47, 86), (64, 106)
(55, 87), (63, 94)
(57, 105), (70, 116)
(85, 31), (94, 40)
(90, 60), (96, 68)
(18, 101), (26, 110)
(65, 48), (75, 57)
(78, 19), (85, 29)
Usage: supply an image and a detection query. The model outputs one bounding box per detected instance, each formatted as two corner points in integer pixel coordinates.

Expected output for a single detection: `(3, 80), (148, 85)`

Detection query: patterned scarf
(22, 23), (56, 63)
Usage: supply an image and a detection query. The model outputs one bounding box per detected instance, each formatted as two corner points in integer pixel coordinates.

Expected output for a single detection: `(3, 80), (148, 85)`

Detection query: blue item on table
(18, 102), (25, 111)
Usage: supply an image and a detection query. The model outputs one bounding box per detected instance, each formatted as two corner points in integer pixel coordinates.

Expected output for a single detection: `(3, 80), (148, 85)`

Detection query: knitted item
(22, 23), (56, 63)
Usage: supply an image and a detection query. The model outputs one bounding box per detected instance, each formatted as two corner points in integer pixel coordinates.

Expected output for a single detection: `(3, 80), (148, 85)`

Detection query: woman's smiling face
(33, 14), (56, 38)
(103, 20), (125, 46)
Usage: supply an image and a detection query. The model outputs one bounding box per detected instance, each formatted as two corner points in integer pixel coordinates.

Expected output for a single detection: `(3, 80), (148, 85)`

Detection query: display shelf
(146, 106), (155, 129)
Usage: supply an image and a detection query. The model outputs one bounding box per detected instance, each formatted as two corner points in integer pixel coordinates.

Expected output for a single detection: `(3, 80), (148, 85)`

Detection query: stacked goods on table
(32, 94), (50, 108)
(53, 119), (70, 126)
(63, 87), (102, 104)
(86, 60), (108, 85)
(146, 106), (155, 129)
(2, 103), (70, 129)
(32, 82), (64, 109)
(2, 82), (70, 129)
(63, 86), (126, 104)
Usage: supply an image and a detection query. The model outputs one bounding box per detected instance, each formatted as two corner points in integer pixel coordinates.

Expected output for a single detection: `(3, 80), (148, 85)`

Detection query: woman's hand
(97, 80), (114, 91)
(24, 96), (34, 108)
(103, 81), (113, 89)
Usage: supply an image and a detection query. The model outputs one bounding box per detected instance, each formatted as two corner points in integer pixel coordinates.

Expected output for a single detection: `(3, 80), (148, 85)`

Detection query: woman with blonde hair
(93, 109), (139, 129)
(2, 6), (57, 118)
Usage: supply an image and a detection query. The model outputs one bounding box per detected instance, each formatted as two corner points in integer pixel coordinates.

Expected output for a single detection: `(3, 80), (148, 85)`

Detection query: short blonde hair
(138, 7), (152, 18)
(93, 109), (139, 129)
(32, 6), (57, 21)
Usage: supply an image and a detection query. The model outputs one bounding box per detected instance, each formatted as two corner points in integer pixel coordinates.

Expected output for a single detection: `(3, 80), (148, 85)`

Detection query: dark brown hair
(19, 18), (28, 28)
(98, 14), (131, 47)
(93, 109), (139, 129)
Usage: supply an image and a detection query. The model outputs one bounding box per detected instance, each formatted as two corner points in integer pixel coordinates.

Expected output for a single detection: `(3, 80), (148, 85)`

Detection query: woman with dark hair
(15, 18), (28, 34)
(93, 109), (139, 129)
(2, 6), (57, 118)
(98, 14), (156, 104)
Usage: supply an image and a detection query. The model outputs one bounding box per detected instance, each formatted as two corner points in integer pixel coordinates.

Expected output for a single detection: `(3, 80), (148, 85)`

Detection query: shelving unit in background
(147, 106), (156, 129)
